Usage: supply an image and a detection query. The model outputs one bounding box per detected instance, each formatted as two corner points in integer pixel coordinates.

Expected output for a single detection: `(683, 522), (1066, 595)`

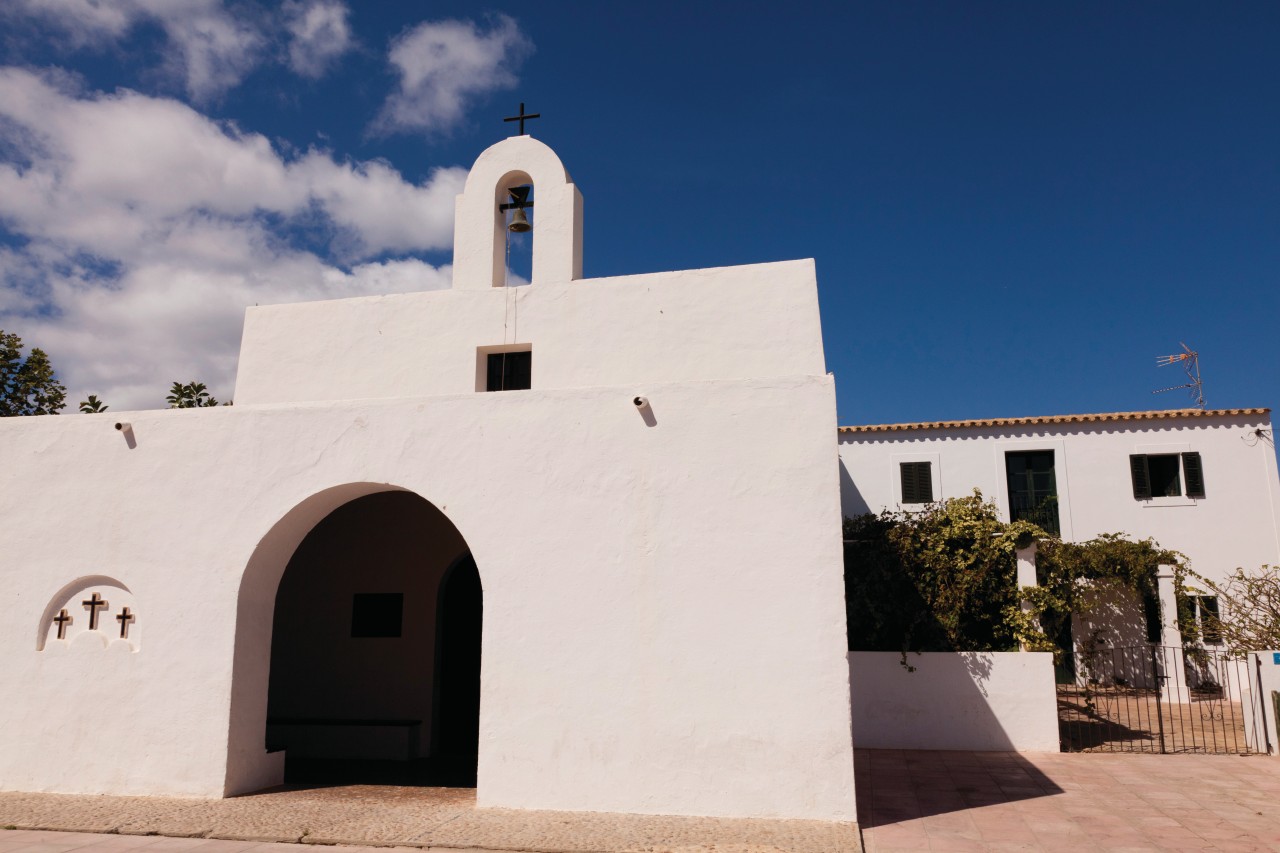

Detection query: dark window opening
(1005, 450), (1059, 535)
(485, 350), (532, 392)
(1129, 452), (1205, 500)
(351, 592), (403, 638)
(1147, 455), (1182, 497)
(900, 461), (933, 504)
(1197, 595), (1222, 644)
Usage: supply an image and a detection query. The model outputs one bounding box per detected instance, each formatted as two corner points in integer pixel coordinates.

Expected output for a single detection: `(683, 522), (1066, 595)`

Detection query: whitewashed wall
(848, 652), (1059, 752)
(0, 136), (855, 822)
(839, 413), (1280, 589)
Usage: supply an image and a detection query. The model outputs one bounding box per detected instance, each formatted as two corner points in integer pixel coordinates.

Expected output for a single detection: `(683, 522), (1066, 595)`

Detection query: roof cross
(503, 102), (540, 136)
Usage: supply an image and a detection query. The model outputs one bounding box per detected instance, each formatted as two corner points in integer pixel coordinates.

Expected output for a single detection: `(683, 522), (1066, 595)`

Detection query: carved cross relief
(40, 580), (140, 651)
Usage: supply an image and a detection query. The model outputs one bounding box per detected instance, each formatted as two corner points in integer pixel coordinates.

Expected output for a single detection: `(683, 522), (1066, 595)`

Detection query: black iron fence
(1058, 644), (1265, 754)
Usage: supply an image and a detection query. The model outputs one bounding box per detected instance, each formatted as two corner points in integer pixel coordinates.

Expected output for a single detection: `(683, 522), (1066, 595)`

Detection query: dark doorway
(264, 491), (481, 788)
(431, 554), (483, 783)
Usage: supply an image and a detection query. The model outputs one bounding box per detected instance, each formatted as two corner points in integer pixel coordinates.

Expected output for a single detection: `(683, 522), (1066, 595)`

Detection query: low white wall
(1245, 651), (1280, 756)
(849, 651), (1059, 752)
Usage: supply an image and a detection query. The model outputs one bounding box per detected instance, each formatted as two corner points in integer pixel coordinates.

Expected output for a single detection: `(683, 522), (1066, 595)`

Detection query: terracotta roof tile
(838, 408), (1271, 434)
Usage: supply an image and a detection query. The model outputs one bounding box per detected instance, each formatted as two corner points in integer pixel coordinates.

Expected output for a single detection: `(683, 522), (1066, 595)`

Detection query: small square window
(485, 350), (532, 391)
(351, 593), (403, 638)
(900, 461), (933, 504)
(1129, 452), (1205, 500)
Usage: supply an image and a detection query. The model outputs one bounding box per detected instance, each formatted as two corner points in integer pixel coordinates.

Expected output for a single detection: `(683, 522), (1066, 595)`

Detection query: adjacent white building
(838, 408), (1280, 585)
(0, 135), (857, 821)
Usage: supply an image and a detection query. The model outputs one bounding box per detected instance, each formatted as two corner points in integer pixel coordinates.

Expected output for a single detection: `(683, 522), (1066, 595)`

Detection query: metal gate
(1058, 645), (1270, 754)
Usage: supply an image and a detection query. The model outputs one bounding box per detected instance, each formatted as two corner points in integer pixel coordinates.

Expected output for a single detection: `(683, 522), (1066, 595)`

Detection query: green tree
(166, 381), (220, 408)
(0, 330), (67, 416)
(79, 395), (109, 413)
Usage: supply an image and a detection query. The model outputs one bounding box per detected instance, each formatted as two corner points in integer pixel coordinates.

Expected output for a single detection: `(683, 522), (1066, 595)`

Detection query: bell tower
(451, 135), (583, 290)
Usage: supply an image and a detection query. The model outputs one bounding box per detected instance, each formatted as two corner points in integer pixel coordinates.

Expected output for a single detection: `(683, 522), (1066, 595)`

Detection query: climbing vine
(1005, 533), (1181, 658)
(843, 491), (1181, 668)
(843, 492), (1039, 658)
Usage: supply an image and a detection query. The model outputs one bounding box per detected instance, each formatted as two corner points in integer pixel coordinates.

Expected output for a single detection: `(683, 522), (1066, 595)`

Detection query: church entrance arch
(226, 486), (482, 793)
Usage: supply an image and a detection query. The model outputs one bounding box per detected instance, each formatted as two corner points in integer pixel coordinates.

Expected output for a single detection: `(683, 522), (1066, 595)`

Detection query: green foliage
(1180, 564), (1280, 652)
(166, 381), (220, 408)
(1012, 534), (1180, 654)
(843, 491), (1041, 656)
(79, 395), (109, 413)
(844, 492), (1179, 667)
(0, 330), (67, 416)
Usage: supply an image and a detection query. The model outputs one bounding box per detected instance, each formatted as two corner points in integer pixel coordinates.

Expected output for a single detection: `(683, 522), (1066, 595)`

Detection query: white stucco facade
(0, 136), (856, 821)
(838, 409), (1280, 588)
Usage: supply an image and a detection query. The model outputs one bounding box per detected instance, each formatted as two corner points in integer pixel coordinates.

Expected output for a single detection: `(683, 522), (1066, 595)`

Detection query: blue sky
(0, 2), (1276, 423)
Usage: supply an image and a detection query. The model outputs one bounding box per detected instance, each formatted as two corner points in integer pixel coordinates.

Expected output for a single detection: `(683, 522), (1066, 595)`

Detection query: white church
(0, 135), (858, 821)
(3, 133), (1279, 821)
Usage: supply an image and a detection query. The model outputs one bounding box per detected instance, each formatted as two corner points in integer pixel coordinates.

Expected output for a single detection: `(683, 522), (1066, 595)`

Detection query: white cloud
(375, 15), (533, 136)
(0, 68), (462, 410)
(140, 0), (266, 101)
(4, 0), (268, 100)
(1, 0), (136, 45)
(284, 0), (353, 78)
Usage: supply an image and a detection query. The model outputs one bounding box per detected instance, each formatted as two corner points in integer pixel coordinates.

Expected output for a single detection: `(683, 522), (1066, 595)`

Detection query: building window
(900, 461), (933, 504)
(351, 593), (404, 638)
(1183, 595), (1222, 645)
(485, 349), (532, 391)
(1129, 452), (1205, 500)
(1005, 450), (1060, 535)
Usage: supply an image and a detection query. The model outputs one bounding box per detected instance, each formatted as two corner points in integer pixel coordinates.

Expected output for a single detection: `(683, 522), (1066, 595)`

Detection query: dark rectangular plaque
(351, 593), (404, 638)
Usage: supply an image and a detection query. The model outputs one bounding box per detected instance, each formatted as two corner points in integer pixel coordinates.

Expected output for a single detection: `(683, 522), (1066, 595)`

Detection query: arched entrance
(262, 491), (482, 787)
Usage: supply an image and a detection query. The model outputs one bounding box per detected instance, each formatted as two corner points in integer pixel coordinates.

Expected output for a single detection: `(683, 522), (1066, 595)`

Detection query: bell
(508, 208), (531, 233)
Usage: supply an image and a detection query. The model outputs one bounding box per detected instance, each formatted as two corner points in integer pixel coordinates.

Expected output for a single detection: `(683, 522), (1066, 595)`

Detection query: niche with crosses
(37, 575), (140, 652)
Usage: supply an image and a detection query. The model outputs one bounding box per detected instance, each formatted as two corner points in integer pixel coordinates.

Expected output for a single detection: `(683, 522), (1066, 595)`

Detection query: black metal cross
(82, 592), (107, 631)
(116, 607), (135, 639)
(53, 609), (72, 640)
(503, 102), (540, 136)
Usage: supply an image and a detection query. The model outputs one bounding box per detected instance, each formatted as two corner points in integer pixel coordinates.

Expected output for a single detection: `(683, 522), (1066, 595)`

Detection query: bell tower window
(500, 184), (534, 286)
(477, 345), (532, 392)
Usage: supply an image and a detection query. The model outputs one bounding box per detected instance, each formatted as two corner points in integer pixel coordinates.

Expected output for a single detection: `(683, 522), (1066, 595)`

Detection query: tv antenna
(1153, 343), (1204, 409)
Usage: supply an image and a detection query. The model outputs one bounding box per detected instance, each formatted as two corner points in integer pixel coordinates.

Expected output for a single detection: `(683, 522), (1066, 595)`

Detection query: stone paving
(9, 750), (1280, 853)
(0, 783), (857, 853)
(857, 748), (1280, 852)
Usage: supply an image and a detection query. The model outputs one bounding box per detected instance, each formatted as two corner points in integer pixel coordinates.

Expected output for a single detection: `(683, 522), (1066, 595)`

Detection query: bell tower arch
(451, 136), (583, 290)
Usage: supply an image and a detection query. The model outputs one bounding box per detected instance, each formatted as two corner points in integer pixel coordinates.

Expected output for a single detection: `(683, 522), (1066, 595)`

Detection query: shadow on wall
(839, 459), (870, 517)
(854, 748), (1065, 827)
(848, 651), (1061, 753)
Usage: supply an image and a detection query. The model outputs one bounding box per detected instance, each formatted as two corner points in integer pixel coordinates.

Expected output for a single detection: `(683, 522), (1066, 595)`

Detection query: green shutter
(1130, 454), (1152, 500)
(900, 463), (918, 503)
(1182, 452), (1205, 498)
(900, 462), (933, 504)
(917, 462), (934, 503)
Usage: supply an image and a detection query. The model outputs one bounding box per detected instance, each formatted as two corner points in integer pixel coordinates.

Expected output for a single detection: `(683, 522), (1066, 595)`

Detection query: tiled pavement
(857, 749), (1280, 852)
(6, 750), (1280, 853)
